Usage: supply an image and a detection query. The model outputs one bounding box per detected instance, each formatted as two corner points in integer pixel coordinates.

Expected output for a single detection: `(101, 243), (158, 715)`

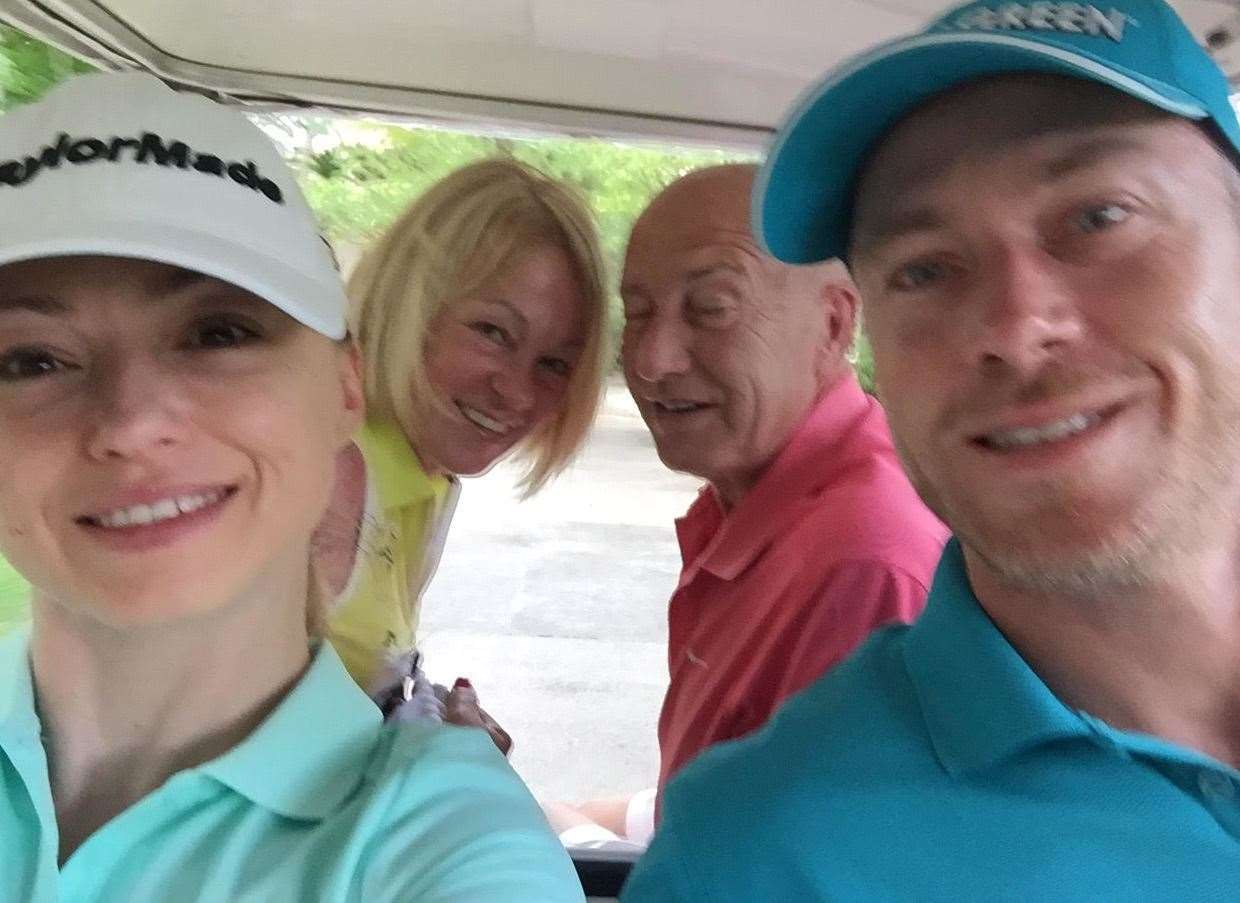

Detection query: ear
(815, 272), (859, 379)
(335, 340), (366, 446)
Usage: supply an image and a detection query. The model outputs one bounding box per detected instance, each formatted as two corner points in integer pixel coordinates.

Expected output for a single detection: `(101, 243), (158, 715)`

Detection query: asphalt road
(420, 378), (700, 803)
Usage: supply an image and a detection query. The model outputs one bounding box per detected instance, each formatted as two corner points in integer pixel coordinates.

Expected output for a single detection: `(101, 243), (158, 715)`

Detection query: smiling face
(850, 75), (1240, 592)
(411, 243), (587, 477)
(621, 166), (852, 506)
(0, 256), (362, 626)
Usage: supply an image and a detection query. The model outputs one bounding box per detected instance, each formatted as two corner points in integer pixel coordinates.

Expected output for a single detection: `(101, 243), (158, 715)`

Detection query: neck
(31, 573), (311, 860)
(709, 376), (842, 512)
(965, 539), (1240, 768)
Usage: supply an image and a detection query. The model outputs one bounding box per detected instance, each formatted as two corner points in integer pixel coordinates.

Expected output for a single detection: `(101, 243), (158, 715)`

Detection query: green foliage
(286, 119), (747, 273)
(270, 117), (751, 362)
(0, 25), (93, 112)
(0, 554), (29, 636)
(852, 332), (876, 395)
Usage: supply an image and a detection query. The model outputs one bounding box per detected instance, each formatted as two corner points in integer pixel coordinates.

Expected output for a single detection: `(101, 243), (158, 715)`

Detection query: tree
(0, 25), (93, 112)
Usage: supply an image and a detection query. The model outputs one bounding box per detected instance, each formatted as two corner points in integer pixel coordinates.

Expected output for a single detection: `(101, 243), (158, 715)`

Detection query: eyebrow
(1041, 135), (1150, 179)
(0, 269), (229, 319)
(160, 268), (212, 296)
(854, 135), (1154, 256)
(686, 263), (745, 282)
(481, 298), (530, 331)
(851, 207), (948, 257)
(0, 294), (70, 316)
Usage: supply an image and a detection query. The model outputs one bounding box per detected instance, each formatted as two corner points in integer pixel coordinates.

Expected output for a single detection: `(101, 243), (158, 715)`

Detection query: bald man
(626, 164), (945, 808)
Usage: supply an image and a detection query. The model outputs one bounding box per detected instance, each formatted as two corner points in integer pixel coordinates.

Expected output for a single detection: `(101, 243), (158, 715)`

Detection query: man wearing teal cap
(622, 1), (1240, 900)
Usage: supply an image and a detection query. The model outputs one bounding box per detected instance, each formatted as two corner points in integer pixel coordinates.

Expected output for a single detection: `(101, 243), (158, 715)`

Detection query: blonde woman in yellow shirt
(314, 159), (609, 735)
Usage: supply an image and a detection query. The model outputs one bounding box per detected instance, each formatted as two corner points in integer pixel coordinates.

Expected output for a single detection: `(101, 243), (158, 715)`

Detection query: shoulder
(793, 452), (947, 580)
(355, 419), (443, 512)
(356, 723), (583, 902)
(675, 626), (927, 795)
(645, 630), (940, 891)
(366, 720), (539, 810)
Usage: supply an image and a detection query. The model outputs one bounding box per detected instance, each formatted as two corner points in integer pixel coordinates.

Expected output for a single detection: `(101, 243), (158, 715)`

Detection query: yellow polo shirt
(326, 419), (458, 691)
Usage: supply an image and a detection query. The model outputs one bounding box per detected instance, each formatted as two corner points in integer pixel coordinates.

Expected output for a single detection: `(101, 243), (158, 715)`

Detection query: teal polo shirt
(0, 630), (584, 903)
(623, 539), (1240, 902)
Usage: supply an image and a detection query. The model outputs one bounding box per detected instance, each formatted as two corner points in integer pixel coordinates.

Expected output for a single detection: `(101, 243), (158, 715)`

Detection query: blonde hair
(347, 158), (608, 496)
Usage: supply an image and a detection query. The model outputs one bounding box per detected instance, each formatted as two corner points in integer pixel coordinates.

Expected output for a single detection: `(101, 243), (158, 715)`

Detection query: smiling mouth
(652, 399), (713, 415)
(457, 402), (516, 437)
(79, 487), (237, 529)
(974, 406), (1119, 452)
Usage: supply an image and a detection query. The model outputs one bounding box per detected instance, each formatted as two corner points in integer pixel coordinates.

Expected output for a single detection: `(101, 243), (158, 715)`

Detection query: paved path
(421, 379), (700, 801)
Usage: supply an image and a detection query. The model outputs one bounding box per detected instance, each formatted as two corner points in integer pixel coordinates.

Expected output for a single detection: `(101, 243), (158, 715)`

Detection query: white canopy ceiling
(2, 0), (1238, 147)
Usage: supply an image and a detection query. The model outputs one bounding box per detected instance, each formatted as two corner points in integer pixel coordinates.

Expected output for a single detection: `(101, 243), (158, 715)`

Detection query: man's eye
(472, 321), (508, 345)
(889, 260), (947, 291)
(188, 320), (259, 349)
(0, 346), (68, 381)
(1077, 203), (1130, 233)
(688, 296), (737, 322)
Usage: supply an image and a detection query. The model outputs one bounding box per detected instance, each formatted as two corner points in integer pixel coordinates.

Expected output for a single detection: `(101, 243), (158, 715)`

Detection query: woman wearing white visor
(0, 72), (583, 902)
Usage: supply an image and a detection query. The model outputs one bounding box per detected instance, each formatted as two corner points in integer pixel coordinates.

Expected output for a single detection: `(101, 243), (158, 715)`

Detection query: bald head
(627, 163), (848, 315)
(620, 163), (859, 507)
(633, 164), (757, 247)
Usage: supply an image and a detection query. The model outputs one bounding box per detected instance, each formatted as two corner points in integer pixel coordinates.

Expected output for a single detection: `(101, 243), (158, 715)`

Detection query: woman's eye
(889, 260), (948, 292)
(1077, 203), (1130, 233)
(0, 346), (68, 381)
(472, 321), (509, 346)
(540, 357), (572, 378)
(188, 320), (259, 350)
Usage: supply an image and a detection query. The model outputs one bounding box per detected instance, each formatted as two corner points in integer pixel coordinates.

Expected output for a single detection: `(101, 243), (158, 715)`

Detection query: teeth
(985, 413), (1099, 450)
(92, 490), (225, 529)
(658, 401), (704, 413)
(460, 404), (510, 435)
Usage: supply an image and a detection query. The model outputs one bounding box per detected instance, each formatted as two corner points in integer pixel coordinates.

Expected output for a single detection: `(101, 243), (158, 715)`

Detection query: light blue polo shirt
(0, 629), (584, 902)
(623, 539), (1240, 902)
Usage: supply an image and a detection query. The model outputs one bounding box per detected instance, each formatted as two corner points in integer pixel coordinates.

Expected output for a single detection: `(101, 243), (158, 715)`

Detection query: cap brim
(755, 31), (1209, 265)
(0, 219), (347, 339)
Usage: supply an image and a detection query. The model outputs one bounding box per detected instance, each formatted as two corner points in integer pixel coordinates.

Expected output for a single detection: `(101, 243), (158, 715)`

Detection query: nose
(84, 356), (185, 461)
(626, 311), (691, 385)
(972, 244), (1084, 375)
(490, 362), (536, 416)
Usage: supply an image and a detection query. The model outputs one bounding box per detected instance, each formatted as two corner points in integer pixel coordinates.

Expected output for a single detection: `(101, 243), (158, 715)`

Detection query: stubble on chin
(892, 404), (1240, 601)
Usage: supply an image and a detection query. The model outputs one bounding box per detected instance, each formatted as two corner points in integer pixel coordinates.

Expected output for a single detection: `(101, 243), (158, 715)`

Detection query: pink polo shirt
(656, 373), (947, 807)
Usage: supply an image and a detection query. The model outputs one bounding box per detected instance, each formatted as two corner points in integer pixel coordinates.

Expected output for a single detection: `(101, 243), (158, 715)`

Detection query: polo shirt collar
(2, 632), (379, 822)
(361, 417), (445, 511)
(197, 642), (381, 820)
(687, 373), (874, 581)
(902, 539), (1088, 776)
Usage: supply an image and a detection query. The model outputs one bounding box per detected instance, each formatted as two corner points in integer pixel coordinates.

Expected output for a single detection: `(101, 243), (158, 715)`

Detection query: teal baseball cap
(755, 0), (1240, 264)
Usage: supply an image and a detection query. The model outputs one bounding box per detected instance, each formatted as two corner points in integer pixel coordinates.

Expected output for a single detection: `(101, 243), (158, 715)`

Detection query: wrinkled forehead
(625, 192), (765, 291)
(849, 74), (1188, 251)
